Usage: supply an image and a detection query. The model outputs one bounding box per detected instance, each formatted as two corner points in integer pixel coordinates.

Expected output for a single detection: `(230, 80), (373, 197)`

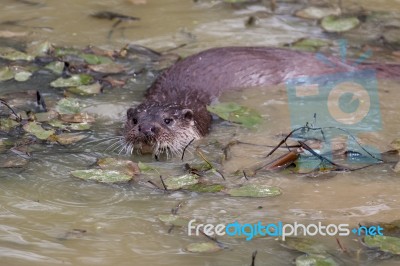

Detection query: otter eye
(164, 118), (173, 125)
(132, 118), (138, 125)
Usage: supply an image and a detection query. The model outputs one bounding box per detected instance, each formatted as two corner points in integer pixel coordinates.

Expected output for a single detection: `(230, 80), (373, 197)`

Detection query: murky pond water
(1, 0), (400, 265)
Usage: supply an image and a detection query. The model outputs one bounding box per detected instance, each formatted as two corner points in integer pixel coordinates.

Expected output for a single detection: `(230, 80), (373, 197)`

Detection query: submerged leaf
(284, 237), (329, 255)
(158, 214), (190, 227)
(71, 169), (133, 183)
(227, 184), (281, 197)
(164, 174), (199, 190)
(186, 242), (222, 253)
(207, 102), (262, 128)
(186, 183), (225, 193)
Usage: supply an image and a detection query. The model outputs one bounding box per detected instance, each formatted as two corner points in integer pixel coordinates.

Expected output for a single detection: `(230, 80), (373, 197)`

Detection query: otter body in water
(124, 47), (400, 156)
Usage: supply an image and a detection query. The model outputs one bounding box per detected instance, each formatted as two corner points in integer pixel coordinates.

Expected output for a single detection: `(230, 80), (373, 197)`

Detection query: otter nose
(138, 124), (157, 136)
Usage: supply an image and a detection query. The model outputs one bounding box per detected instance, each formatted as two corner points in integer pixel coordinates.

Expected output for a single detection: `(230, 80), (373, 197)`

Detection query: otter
(123, 46), (400, 157)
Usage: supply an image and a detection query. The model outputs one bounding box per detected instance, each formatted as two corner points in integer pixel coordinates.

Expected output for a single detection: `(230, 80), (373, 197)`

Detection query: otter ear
(127, 108), (135, 118)
(182, 109), (193, 120)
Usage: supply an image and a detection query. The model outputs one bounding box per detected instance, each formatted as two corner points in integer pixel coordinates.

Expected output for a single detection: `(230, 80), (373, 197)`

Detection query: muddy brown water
(1, 0), (400, 265)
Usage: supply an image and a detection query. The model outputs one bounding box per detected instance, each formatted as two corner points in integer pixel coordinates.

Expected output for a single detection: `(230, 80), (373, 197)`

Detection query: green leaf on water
(45, 61), (65, 75)
(0, 118), (19, 131)
(26, 41), (52, 57)
(50, 74), (94, 87)
(321, 15), (360, 33)
(295, 254), (338, 266)
(138, 161), (156, 172)
(186, 242), (222, 253)
(207, 102), (262, 128)
(186, 183), (225, 193)
(0, 46), (34, 61)
(50, 133), (87, 145)
(23, 121), (55, 140)
(363, 235), (400, 255)
(227, 184), (281, 197)
(71, 169), (133, 183)
(164, 174), (199, 190)
(68, 82), (102, 96)
(0, 66), (14, 81)
(158, 214), (190, 227)
(284, 237), (329, 255)
(79, 53), (113, 65)
(97, 158), (140, 177)
(295, 6), (341, 20)
(55, 98), (81, 114)
(14, 71), (32, 82)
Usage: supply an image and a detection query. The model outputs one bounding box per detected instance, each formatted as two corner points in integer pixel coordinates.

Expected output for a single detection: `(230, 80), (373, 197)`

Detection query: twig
(251, 250), (258, 266)
(181, 138), (195, 161)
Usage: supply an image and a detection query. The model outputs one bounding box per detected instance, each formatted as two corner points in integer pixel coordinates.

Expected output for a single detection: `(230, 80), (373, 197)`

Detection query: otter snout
(138, 123), (160, 137)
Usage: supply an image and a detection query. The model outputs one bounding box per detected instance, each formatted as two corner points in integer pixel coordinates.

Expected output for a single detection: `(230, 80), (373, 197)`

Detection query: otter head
(123, 103), (201, 157)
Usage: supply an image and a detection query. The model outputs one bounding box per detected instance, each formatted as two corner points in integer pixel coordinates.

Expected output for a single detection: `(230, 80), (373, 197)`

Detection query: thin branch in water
(243, 170), (248, 180)
(171, 201), (183, 215)
(181, 138), (195, 161)
(0, 99), (22, 122)
(159, 175), (167, 190)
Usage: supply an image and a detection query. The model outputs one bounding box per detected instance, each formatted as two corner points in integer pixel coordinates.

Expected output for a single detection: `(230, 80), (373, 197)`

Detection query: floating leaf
(284, 237), (329, 255)
(186, 242), (222, 253)
(71, 169), (133, 183)
(295, 254), (338, 266)
(97, 158), (140, 177)
(291, 38), (330, 52)
(88, 63), (125, 74)
(186, 183), (225, 193)
(0, 66), (14, 81)
(26, 41), (52, 57)
(364, 235), (400, 255)
(68, 82), (102, 95)
(321, 15), (360, 33)
(55, 98), (81, 114)
(0, 46), (34, 61)
(49, 133), (86, 145)
(0, 118), (19, 131)
(14, 71), (32, 82)
(295, 6), (341, 20)
(45, 61), (65, 75)
(79, 53), (113, 65)
(50, 74), (94, 88)
(227, 184), (281, 197)
(138, 161), (156, 172)
(35, 110), (60, 122)
(23, 121), (55, 140)
(207, 102), (262, 128)
(164, 174), (199, 190)
(158, 214), (190, 227)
